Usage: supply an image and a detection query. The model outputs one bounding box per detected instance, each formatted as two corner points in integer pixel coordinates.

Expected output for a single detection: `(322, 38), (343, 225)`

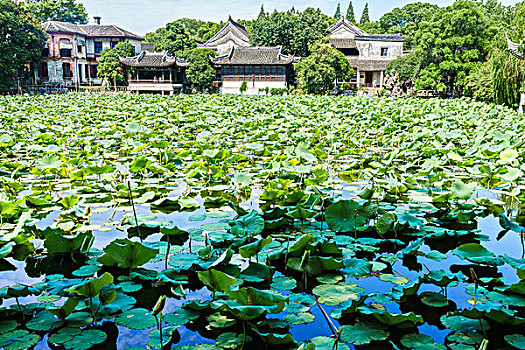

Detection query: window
(60, 49), (72, 58)
(94, 41), (103, 54)
(62, 63), (72, 78)
(39, 62), (48, 78)
(41, 48), (49, 57)
(381, 48), (388, 57)
(89, 65), (97, 78)
(110, 41), (119, 49)
(77, 45), (83, 53)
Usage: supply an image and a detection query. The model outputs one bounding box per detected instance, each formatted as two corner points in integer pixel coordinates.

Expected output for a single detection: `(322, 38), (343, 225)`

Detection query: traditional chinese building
(330, 18), (404, 88)
(119, 51), (187, 95)
(211, 46), (296, 95)
(197, 19), (250, 55)
(38, 17), (143, 86)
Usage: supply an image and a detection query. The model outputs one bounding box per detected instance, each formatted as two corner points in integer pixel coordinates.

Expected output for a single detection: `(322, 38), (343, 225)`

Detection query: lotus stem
(332, 328), (342, 350)
(165, 240), (170, 270)
(479, 339), (488, 350)
(315, 296), (338, 337)
(15, 297), (25, 321)
(127, 180), (141, 240)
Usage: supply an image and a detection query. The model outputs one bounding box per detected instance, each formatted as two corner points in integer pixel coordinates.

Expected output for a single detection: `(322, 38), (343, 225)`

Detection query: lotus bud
(152, 295), (166, 316)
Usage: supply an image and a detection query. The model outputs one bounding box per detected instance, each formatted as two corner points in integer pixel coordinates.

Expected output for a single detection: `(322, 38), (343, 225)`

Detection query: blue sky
(80, 0), (522, 35)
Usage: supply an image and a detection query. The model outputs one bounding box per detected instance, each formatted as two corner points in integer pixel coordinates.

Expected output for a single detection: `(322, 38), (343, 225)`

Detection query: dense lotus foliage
(0, 94), (524, 349)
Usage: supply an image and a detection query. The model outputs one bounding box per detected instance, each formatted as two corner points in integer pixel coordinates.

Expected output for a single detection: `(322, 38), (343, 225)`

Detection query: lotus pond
(0, 94), (524, 350)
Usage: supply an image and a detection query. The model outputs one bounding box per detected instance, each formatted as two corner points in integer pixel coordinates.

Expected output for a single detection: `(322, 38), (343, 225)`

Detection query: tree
(378, 2), (438, 49)
(113, 42), (135, 58)
(295, 40), (354, 94)
(0, 0), (47, 91)
(171, 18), (220, 43)
(239, 81), (248, 94)
(346, 1), (355, 22)
(360, 3), (370, 24)
(178, 48), (217, 92)
(96, 42), (134, 89)
(24, 0), (87, 24)
(413, 1), (489, 96)
(250, 7), (331, 57)
(334, 3), (341, 19)
(257, 5), (266, 20)
(97, 49), (124, 89)
(145, 21), (196, 55)
(386, 53), (422, 92)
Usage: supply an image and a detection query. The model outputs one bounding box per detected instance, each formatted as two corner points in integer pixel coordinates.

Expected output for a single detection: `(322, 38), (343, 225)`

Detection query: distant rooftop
(42, 20), (144, 41)
(119, 51), (187, 68)
(211, 46), (295, 66)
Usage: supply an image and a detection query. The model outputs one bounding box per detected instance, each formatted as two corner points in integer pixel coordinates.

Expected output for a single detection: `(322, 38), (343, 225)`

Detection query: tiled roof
(356, 34), (404, 42)
(212, 46), (295, 65)
(330, 38), (357, 49)
(119, 51), (187, 68)
(348, 58), (390, 71)
(200, 19), (250, 51)
(42, 21), (144, 40)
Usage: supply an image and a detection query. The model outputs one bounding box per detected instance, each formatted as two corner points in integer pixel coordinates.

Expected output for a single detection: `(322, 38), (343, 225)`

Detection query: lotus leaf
(312, 282), (364, 306)
(400, 334), (447, 350)
(115, 308), (157, 330)
(339, 319), (389, 345)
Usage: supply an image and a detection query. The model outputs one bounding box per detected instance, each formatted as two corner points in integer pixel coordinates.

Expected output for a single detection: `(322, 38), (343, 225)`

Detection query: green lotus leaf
(339, 319), (389, 345)
(376, 213), (396, 234)
(239, 237), (272, 258)
(312, 282), (365, 306)
(358, 306), (424, 326)
(115, 308), (157, 330)
(39, 154), (62, 169)
(316, 274), (343, 284)
(342, 258), (372, 277)
(0, 320), (17, 335)
(284, 312), (314, 325)
(450, 181), (475, 200)
(164, 308), (200, 326)
(216, 332), (251, 348)
(499, 215), (525, 233)
(48, 328), (107, 350)
(229, 210), (265, 236)
(379, 274), (409, 285)
(271, 276), (297, 291)
(148, 326), (178, 349)
(67, 272), (113, 298)
(310, 336), (350, 350)
(505, 334), (525, 349)
(72, 264), (101, 277)
(420, 292), (450, 308)
(197, 269), (237, 293)
(400, 334), (447, 350)
(0, 330), (39, 350)
(499, 149), (519, 164)
(452, 243), (500, 265)
(446, 332), (484, 350)
(325, 200), (366, 232)
(97, 239), (158, 269)
(440, 315), (489, 332)
(208, 312), (237, 328)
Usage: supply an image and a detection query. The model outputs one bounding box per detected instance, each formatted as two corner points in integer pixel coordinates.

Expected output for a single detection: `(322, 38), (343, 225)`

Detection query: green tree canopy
(24, 0), (87, 24)
(171, 18), (220, 43)
(0, 0), (47, 91)
(97, 48), (125, 88)
(295, 40), (354, 94)
(178, 48), (217, 92)
(250, 7), (331, 57)
(145, 21), (196, 55)
(258, 5), (266, 20)
(334, 3), (341, 18)
(113, 42), (135, 58)
(360, 3), (370, 24)
(378, 2), (438, 49)
(413, 1), (489, 96)
(346, 1), (356, 22)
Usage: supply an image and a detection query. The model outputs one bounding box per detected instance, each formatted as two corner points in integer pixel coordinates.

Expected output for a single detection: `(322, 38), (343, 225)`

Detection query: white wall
(222, 81), (287, 95)
(356, 40), (403, 60)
